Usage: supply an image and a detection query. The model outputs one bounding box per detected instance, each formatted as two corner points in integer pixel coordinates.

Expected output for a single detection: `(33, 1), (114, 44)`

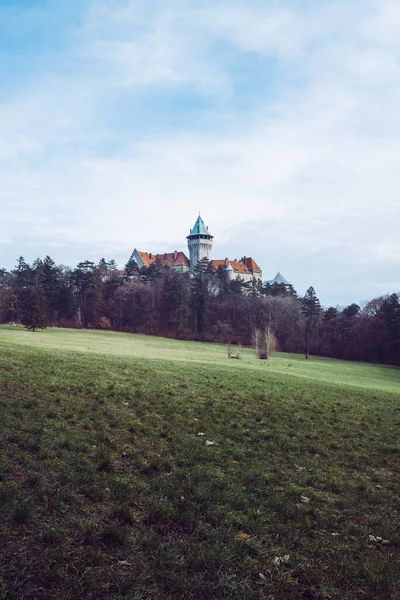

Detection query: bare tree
(253, 326), (277, 359)
(227, 343), (242, 359)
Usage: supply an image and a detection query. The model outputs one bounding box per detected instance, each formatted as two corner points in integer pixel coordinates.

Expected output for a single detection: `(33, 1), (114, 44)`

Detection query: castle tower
(187, 214), (213, 271)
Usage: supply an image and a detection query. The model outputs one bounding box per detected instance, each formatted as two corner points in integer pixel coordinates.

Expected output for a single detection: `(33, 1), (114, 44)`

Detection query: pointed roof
(267, 272), (290, 285)
(187, 214), (213, 238)
(136, 251), (190, 268)
(225, 263), (234, 271)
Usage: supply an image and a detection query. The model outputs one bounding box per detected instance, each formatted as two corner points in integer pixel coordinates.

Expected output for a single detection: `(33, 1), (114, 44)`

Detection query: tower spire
(187, 215), (213, 271)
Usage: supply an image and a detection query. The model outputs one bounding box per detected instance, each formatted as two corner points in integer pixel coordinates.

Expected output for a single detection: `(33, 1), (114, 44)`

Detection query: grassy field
(0, 326), (399, 599)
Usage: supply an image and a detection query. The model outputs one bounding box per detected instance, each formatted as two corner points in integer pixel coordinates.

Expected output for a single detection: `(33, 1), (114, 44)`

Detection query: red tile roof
(245, 257), (261, 271)
(138, 251), (190, 268)
(210, 259), (259, 274)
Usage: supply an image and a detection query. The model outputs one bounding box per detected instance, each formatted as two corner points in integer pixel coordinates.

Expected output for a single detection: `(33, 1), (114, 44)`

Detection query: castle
(130, 215), (263, 283)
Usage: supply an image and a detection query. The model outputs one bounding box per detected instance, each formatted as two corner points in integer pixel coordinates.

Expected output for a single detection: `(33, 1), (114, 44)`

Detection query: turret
(225, 261), (235, 281)
(187, 215), (213, 271)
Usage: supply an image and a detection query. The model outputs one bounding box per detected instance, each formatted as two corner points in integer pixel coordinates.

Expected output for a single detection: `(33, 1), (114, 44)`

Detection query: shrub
(227, 344), (242, 360)
(98, 316), (112, 330)
(253, 327), (277, 359)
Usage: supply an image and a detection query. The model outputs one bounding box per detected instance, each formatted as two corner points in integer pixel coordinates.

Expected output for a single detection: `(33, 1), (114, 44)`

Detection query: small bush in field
(227, 344), (242, 359)
(98, 316), (112, 330)
(253, 326), (277, 359)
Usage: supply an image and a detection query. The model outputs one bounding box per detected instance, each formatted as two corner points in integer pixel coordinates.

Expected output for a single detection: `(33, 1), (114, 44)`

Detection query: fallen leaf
(237, 531), (251, 541)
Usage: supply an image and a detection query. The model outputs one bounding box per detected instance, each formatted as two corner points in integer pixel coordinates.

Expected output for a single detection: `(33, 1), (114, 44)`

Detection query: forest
(1, 255), (399, 366)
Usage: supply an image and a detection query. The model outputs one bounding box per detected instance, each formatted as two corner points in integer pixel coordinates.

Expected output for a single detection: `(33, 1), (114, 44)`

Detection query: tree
(300, 286), (322, 359)
(162, 270), (190, 337)
(0, 268), (12, 288)
(191, 259), (212, 336)
(124, 257), (139, 280)
(381, 293), (400, 364)
(141, 258), (165, 282)
(5, 290), (19, 324)
(265, 296), (302, 352)
(98, 258), (109, 274)
(337, 303), (360, 359)
(263, 282), (297, 298)
(12, 256), (33, 291)
(73, 261), (102, 327)
(21, 287), (47, 331)
(253, 326), (277, 359)
(215, 265), (230, 298)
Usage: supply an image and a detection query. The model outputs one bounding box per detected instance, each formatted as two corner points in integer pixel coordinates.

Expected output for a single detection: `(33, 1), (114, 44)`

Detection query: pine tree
(300, 286), (322, 359)
(13, 256), (33, 291)
(163, 271), (190, 337)
(21, 287), (48, 331)
(124, 257), (139, 279)
(381, 293), (400, 363)
(6, 291), (19, 324)
(192, 259), (212, 336)
(98, 258), (109, 273)
(42, 256), (61, 323)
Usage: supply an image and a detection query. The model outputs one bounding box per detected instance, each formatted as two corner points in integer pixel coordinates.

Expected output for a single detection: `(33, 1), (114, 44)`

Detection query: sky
(0, 0), (399, 306)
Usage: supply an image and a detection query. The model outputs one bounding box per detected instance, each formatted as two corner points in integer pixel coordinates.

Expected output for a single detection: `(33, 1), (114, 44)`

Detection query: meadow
(0, 325), (399, 599)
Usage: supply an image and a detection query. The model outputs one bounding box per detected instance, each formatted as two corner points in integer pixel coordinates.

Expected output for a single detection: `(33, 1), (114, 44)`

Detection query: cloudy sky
(1, 0), (399, 306)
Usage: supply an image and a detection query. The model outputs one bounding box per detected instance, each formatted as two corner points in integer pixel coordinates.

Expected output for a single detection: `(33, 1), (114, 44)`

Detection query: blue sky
(1, 0), (399, 306)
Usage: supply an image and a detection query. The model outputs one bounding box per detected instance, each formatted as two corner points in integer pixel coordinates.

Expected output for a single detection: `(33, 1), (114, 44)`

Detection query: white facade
(187, 236), (213, 271)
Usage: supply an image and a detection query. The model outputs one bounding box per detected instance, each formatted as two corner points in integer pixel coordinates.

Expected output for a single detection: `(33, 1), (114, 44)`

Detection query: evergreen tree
(229, 276), (246, 296)
(0, 268), (9, 287)
(300, 286), (322, 359)
(73, 261), (97, 327)
(141, 258), (165, 282)
(192, 259), (212, 336)
(98, 258), (109, 273)
(163, 271), (190, 337)
(5, 290), (19, 323)
(337, 303), (360, 359)
(21, 287), (47, 331)
(41, 256), (61, 323)
(381, 293), (400, 364)
(124, 257), (139, 279)
(215, 265), (230, 298)
(13, 256), (33, 291)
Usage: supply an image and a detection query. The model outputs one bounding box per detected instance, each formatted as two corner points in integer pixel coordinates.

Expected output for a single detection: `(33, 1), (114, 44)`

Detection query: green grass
(0, 325), (399, 599)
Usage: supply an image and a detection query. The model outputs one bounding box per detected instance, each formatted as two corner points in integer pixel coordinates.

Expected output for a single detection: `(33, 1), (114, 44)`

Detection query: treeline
(0, 256), (399, 366)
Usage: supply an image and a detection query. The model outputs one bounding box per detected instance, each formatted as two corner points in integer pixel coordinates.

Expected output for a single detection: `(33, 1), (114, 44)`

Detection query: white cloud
(1, 0), (400, 304)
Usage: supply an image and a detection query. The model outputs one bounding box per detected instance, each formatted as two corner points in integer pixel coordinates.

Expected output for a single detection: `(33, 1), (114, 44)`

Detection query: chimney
(174, 250), (177, 260)
(149, 253), (152, 259)
(224, 258), (228, 266)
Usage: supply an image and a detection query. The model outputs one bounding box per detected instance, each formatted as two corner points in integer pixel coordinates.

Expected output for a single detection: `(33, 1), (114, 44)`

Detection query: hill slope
(0, 327), (399, 599)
